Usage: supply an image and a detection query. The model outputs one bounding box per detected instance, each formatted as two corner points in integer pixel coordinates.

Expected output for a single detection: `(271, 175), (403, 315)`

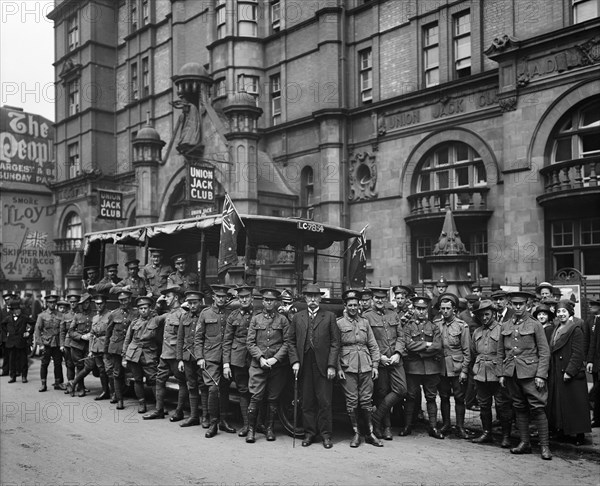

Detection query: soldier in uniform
(122, 296), (161, 413)
(1, 300), (33, 383)
(84, 266), (100, 290)
(59, 293), (80, 390)
(393, 284), (414, 326)
(470, 299), (513, 447)
(359, 288), (373, 316)
(111, 259), (148, 298)
(143, 248), (173, 297)
(245, 288), (290, 444)
(365, 287), (407, 441)
(194, 285), (236, 438)
(143, 284), (189, 421)
(499, 291), (552, 460)
(91, 263), (120, 295)
(176, 290), (205, 427)
(167, 254), (199, 292)
(69, 294), (111, 400)
(278, 289), (298, 321)
(223, 285), (255, 437)
(336, 289), (382, 448)
(66, 294), (93, 395)
(105, 290), (137, 409)
(34, 292), (65, 392)
(289, 283), (340, 449)
(429, 276), (449, 321)
(435, 292), (471, 438)
(400, 295), (444, 439)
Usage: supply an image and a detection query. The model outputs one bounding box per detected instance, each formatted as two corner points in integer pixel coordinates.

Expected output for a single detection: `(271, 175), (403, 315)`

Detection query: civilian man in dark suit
(492, 289), (515, 324)
(289, 283), (340, 449)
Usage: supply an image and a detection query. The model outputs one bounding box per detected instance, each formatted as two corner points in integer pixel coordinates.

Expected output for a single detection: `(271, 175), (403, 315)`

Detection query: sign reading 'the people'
(98, 189), (123, 219)
(188, 165), (215, 202)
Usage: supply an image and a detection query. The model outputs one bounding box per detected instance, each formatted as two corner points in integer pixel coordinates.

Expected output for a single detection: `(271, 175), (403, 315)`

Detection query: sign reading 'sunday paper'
(0, 107), (55, 184)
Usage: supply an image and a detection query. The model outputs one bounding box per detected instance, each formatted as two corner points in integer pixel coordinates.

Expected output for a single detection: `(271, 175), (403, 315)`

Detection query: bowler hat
(302, 283), (324, 295)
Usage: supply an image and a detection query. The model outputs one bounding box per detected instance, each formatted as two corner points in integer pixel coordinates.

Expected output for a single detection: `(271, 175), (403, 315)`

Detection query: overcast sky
(1, 1), (55, 121)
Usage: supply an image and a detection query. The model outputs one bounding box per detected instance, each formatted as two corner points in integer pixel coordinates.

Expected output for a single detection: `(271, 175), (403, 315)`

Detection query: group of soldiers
(2, 260), (598, 459)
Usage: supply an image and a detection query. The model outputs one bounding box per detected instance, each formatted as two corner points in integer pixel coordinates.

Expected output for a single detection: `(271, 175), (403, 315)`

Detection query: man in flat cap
(289, 283), (340, 449)
(66, 293), (93, 395)
(68, 295), (111, 400)
(144, 284), (189, 421)
(223, 286), (255, 436)
(364, 287), (406, 441)
(245, 288), (291, 443)
(122, 296), (162, 413)
(176, 290), (206, 427)
(194, 285), (235, 438)
(336, 289), (382, 448)
(499, 291), (552, 460)
(400, 295), (444, 439)
(434, 292), (471, 439)
(469, 300), (512, 447)
(143, 248), (173, 297)
(105, 290), (138, 409)
(35, 292), (65, 392)
(167, 254), (199, 293)
(1, 300), (33, 383)
(111, 259), (148, 298)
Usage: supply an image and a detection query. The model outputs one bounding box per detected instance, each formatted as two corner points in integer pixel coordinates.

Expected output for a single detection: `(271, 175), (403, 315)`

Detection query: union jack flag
(24, 231), (48, 249)
(217, 194), (244, 276)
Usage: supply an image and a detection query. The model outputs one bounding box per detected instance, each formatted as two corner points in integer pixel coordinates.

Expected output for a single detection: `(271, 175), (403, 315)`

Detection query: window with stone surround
(64, 212), (82, 239)
(572, 0), (599, 23)
(68, 142), (80, 179)
(68, 79), (80, 116)
(214, 77), (227, 98)
(238, 0), (258, 37)
(551, 218), (600, 275)
(423, 22), (439, 88)
(216, 0), (226, 38)
(142, 0), (149, 26)
(271, 73), (281, 125)
(359, 48), (372, 103)
(552, 98), (600, 162)
(238, 74), (259, 95)
(131, 62), (138, 101)
(67, 14), (79, 51)
(130, 0), (138, 31)
(453, 11), (471, 79)
(142, 57), (150, 97)
(271, 0), (281, 32)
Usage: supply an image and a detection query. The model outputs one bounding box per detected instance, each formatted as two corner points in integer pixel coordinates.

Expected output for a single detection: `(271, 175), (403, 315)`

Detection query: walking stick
(293, 374), (298, 448)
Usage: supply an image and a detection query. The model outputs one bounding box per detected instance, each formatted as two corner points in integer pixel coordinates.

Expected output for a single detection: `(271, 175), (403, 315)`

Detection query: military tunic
(246, 310), (290, 404)
(60, 309), (77, 381)
(336, 314), (381, 411)
(105, 306), (137, 381)
(122, 314), (161, 386)
(142, 263), (173, 297)
(223, 307), (253, 395)
(35, 309), (64, 384)
(167, 271), (199, 292)
(111, 276), (147, 298)
(68, 310), (93, 373)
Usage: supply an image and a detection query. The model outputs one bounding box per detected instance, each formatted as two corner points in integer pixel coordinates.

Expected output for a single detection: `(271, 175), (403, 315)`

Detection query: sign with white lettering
(0, 107), (55, 184)
(98, 189), (123, 220)
(188, 165), (215, 202)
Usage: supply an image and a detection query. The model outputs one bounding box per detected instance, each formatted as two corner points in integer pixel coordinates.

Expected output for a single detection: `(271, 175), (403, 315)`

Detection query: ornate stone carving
(576, 36), (600, 66)
(349, 152), (377, 201)
(484, 34), (519, 56)
(432, 210), (469, 256)
(499, 97), (517, 112)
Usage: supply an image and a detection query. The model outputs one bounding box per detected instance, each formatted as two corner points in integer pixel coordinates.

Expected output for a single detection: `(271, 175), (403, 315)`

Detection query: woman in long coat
(548, 300), (591, 445)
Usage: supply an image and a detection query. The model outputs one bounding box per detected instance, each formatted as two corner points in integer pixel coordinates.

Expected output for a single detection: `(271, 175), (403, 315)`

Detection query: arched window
(63, 212), (82, 239)
(552, 98), (600, 162)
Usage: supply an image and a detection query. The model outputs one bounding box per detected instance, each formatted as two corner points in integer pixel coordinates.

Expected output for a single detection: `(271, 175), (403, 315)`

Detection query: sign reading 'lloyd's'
(0, 107), (55, 184)
(188, 165), (215, 202)
(98, 189), (123, 219)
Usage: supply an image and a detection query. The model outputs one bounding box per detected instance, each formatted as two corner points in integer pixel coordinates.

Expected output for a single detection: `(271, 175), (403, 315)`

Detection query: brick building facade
(47, 0), (600, 295)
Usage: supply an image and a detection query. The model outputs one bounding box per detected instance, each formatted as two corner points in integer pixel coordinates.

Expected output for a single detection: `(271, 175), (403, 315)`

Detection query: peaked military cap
(369, 287), (389, 298)
(342, 289), (362, 301)
(104, 263), (119, 270)
(260, 288), (281, 299)
(235, 286), (254, 297)
(491, 289), (508, 299)
(171, 253), (188, 264)
(436, 276), (448, 286)
(471, 283), (483, 292)
(149, 248), (165, 255)
(93, 294), (108, 303)
(392, 285), (413, 296)
(508, 291), (534, 302)
(361, 288), (373, 297)
(588, 297), (600, 307)
(125, 259), (140, 268)
(185, 290), (204, 300)
(66, 292), (80, 301)
(57, 299), (69, 307)
(439, 292), (459, 307)
(411, 295), (431, 308)
(211, 285), (231, 297)
(116, 290), (133, 299)
(136, 296), (154, 307)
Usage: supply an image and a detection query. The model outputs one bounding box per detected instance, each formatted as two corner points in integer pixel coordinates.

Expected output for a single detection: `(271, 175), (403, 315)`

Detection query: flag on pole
(217, 193), (244, 276)
(348, 225), (368, 287)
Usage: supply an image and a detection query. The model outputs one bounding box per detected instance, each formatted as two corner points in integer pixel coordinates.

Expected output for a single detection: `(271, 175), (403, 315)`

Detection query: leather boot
(439, 398), (452, 435)
(66, 380), (75, 397)
(399, 399), (415, 436)
(219, 419), (236, 433)
(114, 378), (125, 410)
(371, 406), (384, 439)
(427, 401), (444, 439)
(205, 418), (219, 438)
(238, 394), (250, 437)
(21, 373), (28, 383)
(38, 379), (47, 392)
(109, 377), (117, 403)
(265, 403), (277, 441)
(95, 374), (110, 400)
(348, 410), (361, 448)
(472, 409), (494, 444)
(382, 412), (393, 440)
(200, 386), (210, 428)
(510, 412), (532, 454)
(533, 409), (552, 460)
(170, 384), (188, 422)
(144, 383), (166, 418)
(455, 403), (468, 439)
(180, 390), (200, 427)
(500, 420), (512, 448)
(246, 407), (257, 443)
(363, 408), (383, 447)
(138, 400), (147, 414)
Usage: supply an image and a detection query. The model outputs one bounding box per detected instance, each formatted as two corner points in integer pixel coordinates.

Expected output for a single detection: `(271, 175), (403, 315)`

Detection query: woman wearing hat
(532, 304), (555, 344)
(547, 300), (591, 445)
